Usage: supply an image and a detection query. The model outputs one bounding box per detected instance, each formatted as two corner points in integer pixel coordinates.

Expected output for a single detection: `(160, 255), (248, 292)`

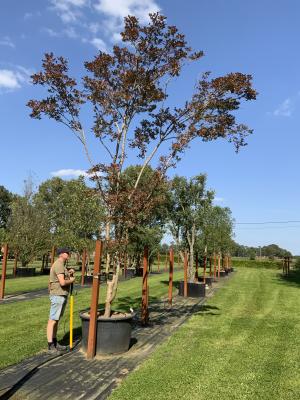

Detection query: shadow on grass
(275, 269), (300, 288)
(160, 280), (181, 289)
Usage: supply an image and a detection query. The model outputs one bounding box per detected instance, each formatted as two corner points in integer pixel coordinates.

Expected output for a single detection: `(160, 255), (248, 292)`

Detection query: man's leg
(47, 319), (58, 345)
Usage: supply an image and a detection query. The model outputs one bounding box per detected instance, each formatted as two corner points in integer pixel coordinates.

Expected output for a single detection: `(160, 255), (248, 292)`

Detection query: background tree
(168, 174), (214, 282)
(196, 206), (234, 260)
(7, 179), (50, 267)
(36, 176), (104, 252)
(118, 165), (169, 272)
(28, 13), (257, 316)
(0, 185), (13, 245)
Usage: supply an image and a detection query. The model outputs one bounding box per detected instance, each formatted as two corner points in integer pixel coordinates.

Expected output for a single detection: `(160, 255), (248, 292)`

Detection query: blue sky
(1, 0), (300, 253)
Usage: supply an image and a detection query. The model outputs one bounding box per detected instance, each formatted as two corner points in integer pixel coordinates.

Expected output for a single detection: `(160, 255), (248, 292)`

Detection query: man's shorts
(49, 295), (67, 321)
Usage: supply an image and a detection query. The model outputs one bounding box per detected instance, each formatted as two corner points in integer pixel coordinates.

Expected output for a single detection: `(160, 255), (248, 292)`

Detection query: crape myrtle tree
(168, 174), (214, 282)
(196, 205), (234, 262)
(7, 179), (51, 267)
(0, 185), (13, 245)
(121, 165), (169, 272)
(36, 176), (104, 253)
(27, 13), (257, 317)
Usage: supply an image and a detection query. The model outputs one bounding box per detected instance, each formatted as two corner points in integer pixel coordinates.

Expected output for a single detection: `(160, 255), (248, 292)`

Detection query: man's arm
(57, 273), (75, 287)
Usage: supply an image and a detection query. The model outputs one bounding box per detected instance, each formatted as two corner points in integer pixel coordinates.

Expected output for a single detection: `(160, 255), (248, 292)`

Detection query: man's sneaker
(53, 338), (68, 352)
(48, 343), (64, 355)
(55, 342), (68, 351)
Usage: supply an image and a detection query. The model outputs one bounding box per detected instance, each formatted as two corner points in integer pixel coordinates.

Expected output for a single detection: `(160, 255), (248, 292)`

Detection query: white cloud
(94, 0), (160, 42)
(94, 0), (160, 23)
(24, 11), (42, 20)
(50, 0), (89, 23)
(42, 27), (60, 37)
(273, 98), (294, 117)
(47, 0), (161, 51)
(63, 26), (79, 38)
(0, 36), (15, 48)
(90, 37), (108, 51)
(213, 197), (224, 203)
(51, 169), (88, 178)
(0, 66), (32, 93)
(0, 70), (20, 89)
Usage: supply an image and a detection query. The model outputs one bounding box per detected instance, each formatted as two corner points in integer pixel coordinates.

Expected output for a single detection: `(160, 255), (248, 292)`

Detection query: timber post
(86, 240), (102, 359)
(168, 247), (174, 306)
(81, 248), (87, 286)
(0, 244), (8, 299)
(141, 246), (149, 325)
(184, 251), (188, 297)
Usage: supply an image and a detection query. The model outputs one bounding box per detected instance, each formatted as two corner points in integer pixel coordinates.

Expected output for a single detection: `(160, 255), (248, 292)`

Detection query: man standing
(47, 248), (75, 353)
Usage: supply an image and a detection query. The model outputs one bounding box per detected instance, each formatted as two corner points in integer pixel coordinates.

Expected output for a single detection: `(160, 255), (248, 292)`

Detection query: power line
(235, 220), (300, 225)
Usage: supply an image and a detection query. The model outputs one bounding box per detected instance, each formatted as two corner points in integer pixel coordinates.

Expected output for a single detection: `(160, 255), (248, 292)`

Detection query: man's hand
(69, 276), (75, 284)
(68, 268), (75, 276)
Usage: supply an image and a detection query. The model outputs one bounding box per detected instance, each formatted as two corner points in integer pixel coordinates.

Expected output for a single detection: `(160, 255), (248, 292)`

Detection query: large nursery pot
(80, 310), (135, 355)
(219, 270), (227, 277)
(83, 273), (106, 285)
(198, 276), (213, 286)
(16, 267), (36, 277)
(178, 281), (206, 298)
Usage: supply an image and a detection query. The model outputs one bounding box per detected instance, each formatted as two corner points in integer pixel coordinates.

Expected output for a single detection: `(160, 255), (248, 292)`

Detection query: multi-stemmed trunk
(186, 223), (196, 283)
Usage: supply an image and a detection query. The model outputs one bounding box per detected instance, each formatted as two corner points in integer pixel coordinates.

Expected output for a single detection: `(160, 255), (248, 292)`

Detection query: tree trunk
(103, 256), (121, 318)
(186, 223), (195, 282)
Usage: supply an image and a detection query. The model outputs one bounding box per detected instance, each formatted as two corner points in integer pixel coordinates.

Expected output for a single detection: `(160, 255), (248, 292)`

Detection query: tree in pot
(27, 13), (257, 351)
(195, 205), (234, 280)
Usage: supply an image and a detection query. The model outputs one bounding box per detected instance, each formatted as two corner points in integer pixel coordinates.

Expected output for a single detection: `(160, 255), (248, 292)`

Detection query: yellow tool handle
(70, 295), (74, 349)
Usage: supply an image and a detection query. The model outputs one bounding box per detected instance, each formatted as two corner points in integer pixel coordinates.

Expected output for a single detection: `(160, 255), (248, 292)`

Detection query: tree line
(0, 170), (292, 268)
(1, 167), (234, 267)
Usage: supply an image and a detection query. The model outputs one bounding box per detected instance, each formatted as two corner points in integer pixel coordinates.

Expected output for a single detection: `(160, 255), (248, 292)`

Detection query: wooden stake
(124, 252), (127, 279)
(81, 248), (87, 286)
(157, 252), (160, 273)
(50, 246), (55, 266)
(184, 251), (188, 297)
(168, 247), (174, 305)
(203, 253), (207, 284)
(0, 244), (8, 299)
(141, 246), (149, 325)
(218, 254), (221, 279)
(213, 253), (217, 280)
(13, 251), (18, 278)
(209, 257), (212, 276)
(164, 251), (168, 272)
(195, 252), (199, 281)
(86, 240), (102, 359)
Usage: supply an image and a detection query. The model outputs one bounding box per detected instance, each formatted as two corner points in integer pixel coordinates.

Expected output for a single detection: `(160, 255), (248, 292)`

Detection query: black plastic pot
(135, 268), (143, 277)
(126, 269), (136, 278)
(16, 268), (36, 277)
(178, 281), (205, 298)
(40, 268), (50, 275)
(83, 275), (93, 285)
(198, 276), (213, 286)
(80, 311), (135, 355)
(219, 271), (226, 277)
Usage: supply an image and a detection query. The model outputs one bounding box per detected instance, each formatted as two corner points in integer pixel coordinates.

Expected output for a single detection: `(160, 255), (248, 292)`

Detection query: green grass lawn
(0, 270), (182, 369)
(110, 267), (300, 400)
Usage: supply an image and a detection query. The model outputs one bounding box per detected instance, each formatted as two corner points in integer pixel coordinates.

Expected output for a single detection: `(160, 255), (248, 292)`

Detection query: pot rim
(79, 309), (136, 322)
